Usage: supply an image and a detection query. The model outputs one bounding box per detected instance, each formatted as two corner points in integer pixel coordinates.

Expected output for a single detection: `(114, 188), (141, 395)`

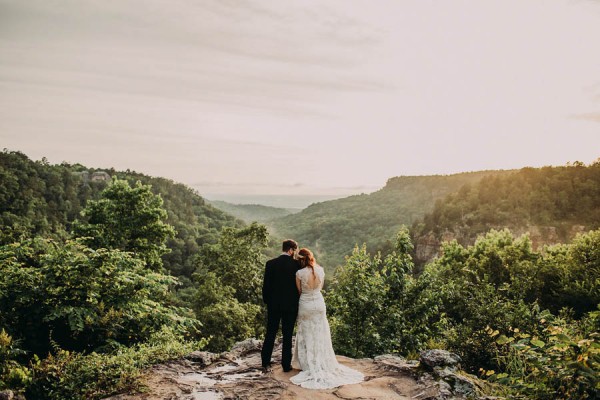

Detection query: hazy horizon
(1, 0), (599, 197)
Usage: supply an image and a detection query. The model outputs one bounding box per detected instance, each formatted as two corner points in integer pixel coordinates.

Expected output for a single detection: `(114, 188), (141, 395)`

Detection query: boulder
(0, 391), (14, 400)
(186, 350), (218, 367)
(373, 354), (419, 375)
(420, 349), (461, 370)
(227, 338), (262, 358)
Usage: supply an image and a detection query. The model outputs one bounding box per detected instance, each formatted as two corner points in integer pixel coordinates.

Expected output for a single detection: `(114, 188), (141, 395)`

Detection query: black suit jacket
(262, 254), (301, 311)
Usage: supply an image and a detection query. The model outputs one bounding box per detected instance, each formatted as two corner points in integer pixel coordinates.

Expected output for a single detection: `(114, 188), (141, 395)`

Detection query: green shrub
(327, 228), (444, 357)
(489, 310), (600, 399)
(27, 326), (206, 400)
(188, 223), (268, 351)
(0, 329), (31, 391)
(0, 238), (200, 354)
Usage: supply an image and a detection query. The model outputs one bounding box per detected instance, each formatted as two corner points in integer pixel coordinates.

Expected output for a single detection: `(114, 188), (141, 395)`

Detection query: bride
(290, 248), (364, 389)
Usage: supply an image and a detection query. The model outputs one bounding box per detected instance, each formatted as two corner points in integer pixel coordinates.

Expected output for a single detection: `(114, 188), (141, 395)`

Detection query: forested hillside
(209, 200), (298, 223)
(270, 170), (511, 271)
(1, 150), (598, 399)
(412, 161), (600, 264)
(0, 150), (240, 280)
(1, 150), (269, 399)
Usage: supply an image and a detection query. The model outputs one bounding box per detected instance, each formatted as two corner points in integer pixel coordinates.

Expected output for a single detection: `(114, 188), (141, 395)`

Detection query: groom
(261, 239), (301, 372)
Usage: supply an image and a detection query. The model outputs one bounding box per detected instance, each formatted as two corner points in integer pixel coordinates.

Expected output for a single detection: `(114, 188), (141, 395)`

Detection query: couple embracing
(260, 239), (364, 389)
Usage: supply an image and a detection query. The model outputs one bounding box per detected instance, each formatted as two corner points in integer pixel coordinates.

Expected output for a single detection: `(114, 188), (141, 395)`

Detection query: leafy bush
(0, 329), (31, 391)
(0, 237), (200, 355)
(425, 229), (600, 373)
(187, 223), (268, 351)
(327, 228), (444, 357)
(27, 326), (206, 400)
(489, 310), (600, 399)
(327, 244), (388, 357)
(538, 230), (600, 317)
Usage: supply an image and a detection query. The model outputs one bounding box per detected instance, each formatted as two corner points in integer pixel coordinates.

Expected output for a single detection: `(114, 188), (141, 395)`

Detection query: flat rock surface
(104, 342), (478, 400)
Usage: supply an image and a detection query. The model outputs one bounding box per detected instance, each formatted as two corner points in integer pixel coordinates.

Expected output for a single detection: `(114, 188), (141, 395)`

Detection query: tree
(326, 228), (441, 357)
(378, 228), (444, 354)
(539, 230), (600, 316)
(0, 238), (198, 355)
(425, 230), (544, 370)
(73, 179), (175, 270)
(186, 223), (269, 351)
(326, 244), (386, 357)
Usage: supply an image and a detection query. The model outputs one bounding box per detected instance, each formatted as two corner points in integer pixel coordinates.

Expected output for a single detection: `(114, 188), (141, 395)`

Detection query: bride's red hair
(297, 248), (315, 267)
(297, 248), (317, 279)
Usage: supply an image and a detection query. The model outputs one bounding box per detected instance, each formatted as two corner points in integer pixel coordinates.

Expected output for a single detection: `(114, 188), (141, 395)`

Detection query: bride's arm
(296, 275), (302, 295)
(319, 266), (325, 290)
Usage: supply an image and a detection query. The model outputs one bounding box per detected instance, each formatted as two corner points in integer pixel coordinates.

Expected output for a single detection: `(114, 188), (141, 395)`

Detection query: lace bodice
(296, 266), (324, 294)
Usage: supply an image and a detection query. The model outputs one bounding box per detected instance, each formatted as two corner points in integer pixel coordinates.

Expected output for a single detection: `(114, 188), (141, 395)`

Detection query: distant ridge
(202, 194), (347, 209)
(412, 160), (600, 264)
(270, 170), (513, 271)
(209, 200), (298, 223)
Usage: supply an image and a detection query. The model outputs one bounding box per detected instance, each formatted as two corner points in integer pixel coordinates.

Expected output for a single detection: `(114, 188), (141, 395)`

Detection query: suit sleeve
(262, 261), (272, 304)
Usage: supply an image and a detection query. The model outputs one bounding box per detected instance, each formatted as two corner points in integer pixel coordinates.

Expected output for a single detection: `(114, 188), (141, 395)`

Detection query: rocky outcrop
(0, 390), (25, 400)
(420, 349), (461, 369)
(0, 391), (14, 400)
(414, 224), (589, 265)
(415, 232), (441, 264)
(105, 340), (498, 400)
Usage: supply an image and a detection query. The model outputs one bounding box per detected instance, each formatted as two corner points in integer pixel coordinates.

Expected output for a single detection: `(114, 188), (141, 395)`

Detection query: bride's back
(299, 265), (324, 292)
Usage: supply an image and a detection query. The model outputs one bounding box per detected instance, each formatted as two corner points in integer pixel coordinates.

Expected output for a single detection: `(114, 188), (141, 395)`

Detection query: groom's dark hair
(282, 239), (298, 252)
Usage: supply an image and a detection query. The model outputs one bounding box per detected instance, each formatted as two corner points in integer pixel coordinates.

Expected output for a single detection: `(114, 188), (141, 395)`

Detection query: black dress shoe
(282, 366), (292, 372)
(261, 365), (273, 373)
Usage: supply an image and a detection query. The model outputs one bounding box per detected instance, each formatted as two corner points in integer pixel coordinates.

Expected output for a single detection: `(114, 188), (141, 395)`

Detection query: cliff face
(105, 339), (498, 400)
(414, 224), (589, 265)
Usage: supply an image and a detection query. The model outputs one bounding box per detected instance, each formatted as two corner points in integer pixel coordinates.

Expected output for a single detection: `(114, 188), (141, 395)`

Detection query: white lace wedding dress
(290, 266), (364, 389)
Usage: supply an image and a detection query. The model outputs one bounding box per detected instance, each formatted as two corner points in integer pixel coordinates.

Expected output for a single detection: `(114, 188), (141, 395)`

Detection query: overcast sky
(1, 0), (599, 198)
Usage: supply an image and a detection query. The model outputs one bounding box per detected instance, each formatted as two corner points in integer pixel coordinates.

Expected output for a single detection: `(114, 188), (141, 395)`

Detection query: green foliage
(0, 329), (31, 391)
(74, 179), (176, 270)
(326, 244), (387, 357)
(425, 228), (600, 373)
(538, 230), (600, 317)
(490, 310), (600, 399)
(194, 292), (261, 351)
(117, 172), (241, 279)
(326, 226), (599, 397)
(0, 150), (95, 244)
(327, 228), (443, 357)
(0, 149), (239, 279)
(272, 171), (507, 272)
(26, 326), (205, 400)
(3, 149), (598, 399)
(186, 223), (269, 351)
(427, 230), (545, 370)
(0, 150), (252, 396)
(0, 238), (199, 355)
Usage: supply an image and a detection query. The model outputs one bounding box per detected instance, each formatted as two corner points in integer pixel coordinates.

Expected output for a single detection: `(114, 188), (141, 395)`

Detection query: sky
(1, 0), (599, 201)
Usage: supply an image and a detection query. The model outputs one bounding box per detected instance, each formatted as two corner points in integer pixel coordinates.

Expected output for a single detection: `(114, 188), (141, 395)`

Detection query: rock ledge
(105, 340), (499, 400)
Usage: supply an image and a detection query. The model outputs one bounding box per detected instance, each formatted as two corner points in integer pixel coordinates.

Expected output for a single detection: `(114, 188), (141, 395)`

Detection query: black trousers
(261, 306), (298, 368)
